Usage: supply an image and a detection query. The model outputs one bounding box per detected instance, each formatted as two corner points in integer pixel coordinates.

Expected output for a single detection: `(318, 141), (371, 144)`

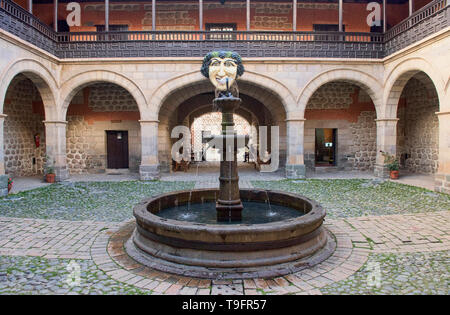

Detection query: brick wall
(3, 76), (46, 177)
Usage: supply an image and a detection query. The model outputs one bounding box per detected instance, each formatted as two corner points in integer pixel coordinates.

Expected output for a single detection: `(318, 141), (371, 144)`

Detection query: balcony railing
(0, 0), (448, 59)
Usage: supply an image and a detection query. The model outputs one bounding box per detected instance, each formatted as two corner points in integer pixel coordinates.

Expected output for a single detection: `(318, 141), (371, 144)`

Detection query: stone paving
(0, 171), (448, 295)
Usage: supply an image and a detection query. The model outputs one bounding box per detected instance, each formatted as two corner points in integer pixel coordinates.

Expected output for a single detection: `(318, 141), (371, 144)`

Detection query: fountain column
(214, 96), (243, 222)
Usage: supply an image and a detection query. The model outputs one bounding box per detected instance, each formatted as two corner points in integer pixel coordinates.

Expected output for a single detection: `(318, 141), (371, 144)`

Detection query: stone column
(0, 114), (8, 196)
(338, 0), (343, 32)
(285, 119), (306, 179)
(409, 0), (414, 16)
(28, 0), (32, 13)
(435, 111), (450, 194)
(44, 121), (69, 182)
(139, 120), (160, 180)
(374, 118), (398, 178)
(383, 0), (387, 33)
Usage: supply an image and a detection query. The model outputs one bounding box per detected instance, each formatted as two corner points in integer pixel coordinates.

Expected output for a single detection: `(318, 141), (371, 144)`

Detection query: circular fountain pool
(126, 188), (335, 279)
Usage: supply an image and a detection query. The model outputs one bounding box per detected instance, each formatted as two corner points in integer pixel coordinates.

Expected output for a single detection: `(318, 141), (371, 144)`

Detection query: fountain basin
(128, 189), (333, 278)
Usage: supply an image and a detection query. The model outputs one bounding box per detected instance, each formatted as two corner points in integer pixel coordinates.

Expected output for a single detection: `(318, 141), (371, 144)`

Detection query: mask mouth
(216, 77), (228, 85)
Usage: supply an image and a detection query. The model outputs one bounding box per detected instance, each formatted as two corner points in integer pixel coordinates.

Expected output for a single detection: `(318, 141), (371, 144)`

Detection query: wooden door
(106, 131), (129, 169)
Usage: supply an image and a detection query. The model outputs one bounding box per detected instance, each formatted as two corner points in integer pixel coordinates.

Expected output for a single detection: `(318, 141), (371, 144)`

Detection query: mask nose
(218, 63), (226, 76)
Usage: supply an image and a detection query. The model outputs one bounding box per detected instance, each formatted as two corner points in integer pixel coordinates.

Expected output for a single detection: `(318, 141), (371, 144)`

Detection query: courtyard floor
(1, 165), (448, 295)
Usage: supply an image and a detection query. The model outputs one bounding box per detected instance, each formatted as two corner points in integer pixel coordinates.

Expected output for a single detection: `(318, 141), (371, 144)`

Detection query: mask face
(208, 57), (238, 91)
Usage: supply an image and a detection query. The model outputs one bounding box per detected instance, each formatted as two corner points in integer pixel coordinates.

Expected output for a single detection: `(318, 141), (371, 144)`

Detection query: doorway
(106, 131), (129, 169)
(315, 128), (337, 166)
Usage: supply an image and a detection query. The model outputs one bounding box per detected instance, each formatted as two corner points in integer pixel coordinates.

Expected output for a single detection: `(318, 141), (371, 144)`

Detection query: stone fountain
(126, 51), (334, 279)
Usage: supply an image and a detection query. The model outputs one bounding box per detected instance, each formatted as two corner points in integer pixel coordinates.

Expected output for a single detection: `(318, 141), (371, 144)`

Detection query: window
(206, 23), (236, 40)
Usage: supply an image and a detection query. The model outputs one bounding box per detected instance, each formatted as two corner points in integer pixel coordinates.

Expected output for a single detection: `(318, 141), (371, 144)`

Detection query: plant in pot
(381, 151), (400, 179)
(44, 155), (56, 183)
(7, 177), (13, 193)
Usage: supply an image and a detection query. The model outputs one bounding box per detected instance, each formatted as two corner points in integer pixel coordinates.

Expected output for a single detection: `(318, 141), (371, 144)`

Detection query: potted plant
(7, 177), (13, 193)
(381, 151), (400, 180)
(44, 155), (56, 183)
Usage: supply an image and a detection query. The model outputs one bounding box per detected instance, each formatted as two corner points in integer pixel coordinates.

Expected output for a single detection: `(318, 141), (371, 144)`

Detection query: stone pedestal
(44, 121), (69, 182)
(286, 119), (306, 179)
(214, 97), (243, 222)
(139, 120), (160, 180)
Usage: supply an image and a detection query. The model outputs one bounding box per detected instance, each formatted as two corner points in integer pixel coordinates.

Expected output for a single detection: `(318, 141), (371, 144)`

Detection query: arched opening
(2, 74), (47, 177)
(191, 112), (252, 163)
(304, 82), (377, 173)
(64, 82), (141, 174)
(396, 72), (439, 176)
(157, 80), (285, 174)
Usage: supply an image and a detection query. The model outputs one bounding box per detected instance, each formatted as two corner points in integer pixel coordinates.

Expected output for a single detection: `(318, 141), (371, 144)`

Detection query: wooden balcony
(0, 0), (448, 59)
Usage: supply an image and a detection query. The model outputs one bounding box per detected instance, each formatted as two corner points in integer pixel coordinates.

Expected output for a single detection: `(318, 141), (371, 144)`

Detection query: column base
(435, 173), (450, 194)
(140, 164), (160, 181)
(285, 164), (306, 179)
(0, 175), (8, 197)
(374, 164), (390, 178)
(55, 167), (70, 182)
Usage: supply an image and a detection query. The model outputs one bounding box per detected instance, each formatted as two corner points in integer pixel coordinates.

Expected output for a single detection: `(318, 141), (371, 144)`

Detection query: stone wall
(304, 83), (377, 171)
(88, 83), (139, 112)
(3, 76), (46, 177)
(397, 77), (439, 174)
(349, 111), (377, 171)
(307, 82), (354, 110)
(66, 84), (140, 174)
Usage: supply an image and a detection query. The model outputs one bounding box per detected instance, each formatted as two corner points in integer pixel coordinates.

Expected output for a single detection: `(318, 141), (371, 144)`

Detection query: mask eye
(211, 60), (220, 67)
(224, 61), (235, 67)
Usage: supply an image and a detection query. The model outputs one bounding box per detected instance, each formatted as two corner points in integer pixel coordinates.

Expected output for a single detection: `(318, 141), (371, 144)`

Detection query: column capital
(285, 118), (306, 122)
(43, 120), (68, 125)
(375, 118), (399, 122)
(139, 119), (159, 124)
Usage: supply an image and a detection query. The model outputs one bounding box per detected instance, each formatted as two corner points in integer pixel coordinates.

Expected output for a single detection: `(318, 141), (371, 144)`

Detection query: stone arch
(297, 68), (383, 118)
(0, 59), (58, 120)
(383, 57), (446, 117)
(155, 72), (289, 172)
(60, 70), (147, 120)
(150, 70), (296, 119)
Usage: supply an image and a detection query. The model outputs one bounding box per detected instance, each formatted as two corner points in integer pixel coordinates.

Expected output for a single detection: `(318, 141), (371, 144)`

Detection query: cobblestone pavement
(0, 217), (117, 260)
(0, 177), (448, 295)
(0, 256), (150, 295)
(253, 179), (450, 218)
(0, 181), (194, 222)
